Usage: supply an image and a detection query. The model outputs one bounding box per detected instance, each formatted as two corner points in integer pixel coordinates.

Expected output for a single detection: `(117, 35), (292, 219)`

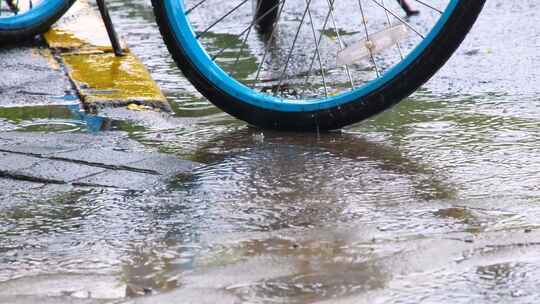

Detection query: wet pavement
(0, 131), (198, 190)
(1, 0), (540, 303)
(0, 42), (77, 108)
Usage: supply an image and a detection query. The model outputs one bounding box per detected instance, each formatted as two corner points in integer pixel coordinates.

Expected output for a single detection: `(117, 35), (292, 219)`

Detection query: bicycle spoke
(358, 0), (380, 77)
(6, 0), (20, 15)
(300, 4), (332, 97)
(325, 0), (355, 89)
(196, 0), (250, 39)
(411, 0), (442, 14)
(180, 0), (454, 103)
(232, 0), (265, 69)
(370, 0), (425, 39)
(275, 0), (313, 96)
(305, 0), (328, 97)
(254, 0), (287, 86)
(0, 0), (40, 15)
(211, 0), (285, 62)
(382, 0), (404, 60)
(185, 0), (208, 15)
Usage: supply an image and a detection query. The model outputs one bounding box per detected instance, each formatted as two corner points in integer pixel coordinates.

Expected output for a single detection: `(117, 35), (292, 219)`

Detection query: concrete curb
(43, 0), (171, 112)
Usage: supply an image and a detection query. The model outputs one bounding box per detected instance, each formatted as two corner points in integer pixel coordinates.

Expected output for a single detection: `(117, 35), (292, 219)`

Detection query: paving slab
(0, 143), (78, 157)
(0, 132), (143, 153)
(0, 152), (42, 172)
(0, 131), (88, 156)
(16, 160), (105, 183)
(0, 132), (200, 190)
(0, 131), (55, 144)
(52, 148), (151, 168)
(124, 155), (200, 176)
(0, 177), (44, 194)
(0, 44), (76, 108)
(75, 169), (162, 190)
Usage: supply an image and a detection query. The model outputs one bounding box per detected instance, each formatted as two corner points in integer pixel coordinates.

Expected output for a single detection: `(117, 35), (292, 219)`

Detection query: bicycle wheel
(152, 0), (485, 131)
(0, 0), (75, 42)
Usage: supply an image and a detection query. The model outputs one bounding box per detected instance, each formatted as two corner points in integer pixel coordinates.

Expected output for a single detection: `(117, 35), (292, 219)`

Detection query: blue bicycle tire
(153, 0), (486, 131)
(0, 0), (75, 42)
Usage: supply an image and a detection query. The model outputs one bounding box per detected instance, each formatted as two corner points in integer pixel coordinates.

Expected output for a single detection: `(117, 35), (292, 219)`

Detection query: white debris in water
(336, 24), (409, 66)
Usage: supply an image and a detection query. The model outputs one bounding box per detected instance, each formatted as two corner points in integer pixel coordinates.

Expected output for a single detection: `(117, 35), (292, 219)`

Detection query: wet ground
(1, 0), (540, 303)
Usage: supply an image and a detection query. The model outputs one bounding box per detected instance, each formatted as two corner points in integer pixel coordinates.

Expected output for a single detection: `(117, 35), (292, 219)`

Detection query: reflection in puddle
(2, 0), (540, 303)
(0, 104), (116, 133)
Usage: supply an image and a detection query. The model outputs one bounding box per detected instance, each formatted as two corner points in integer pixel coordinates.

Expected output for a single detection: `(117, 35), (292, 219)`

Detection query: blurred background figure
(253, 0), (420, 34)
(397, 0), (420, 17)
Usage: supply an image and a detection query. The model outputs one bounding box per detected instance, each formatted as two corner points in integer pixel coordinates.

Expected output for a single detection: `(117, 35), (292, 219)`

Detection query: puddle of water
(0, 104), (117, 133)
(2, 0), (540, 303)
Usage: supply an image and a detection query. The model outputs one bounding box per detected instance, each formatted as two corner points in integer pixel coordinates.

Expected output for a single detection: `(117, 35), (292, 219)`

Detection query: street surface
(1, 0), (540, 303)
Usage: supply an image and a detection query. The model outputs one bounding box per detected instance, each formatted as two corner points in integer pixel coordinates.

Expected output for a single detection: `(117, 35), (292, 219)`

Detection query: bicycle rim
(162, 0), (461, 113)
(0, 0), (66, 30)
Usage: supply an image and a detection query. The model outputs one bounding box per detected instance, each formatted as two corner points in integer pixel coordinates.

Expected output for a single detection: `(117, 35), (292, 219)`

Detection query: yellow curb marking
(62, 52), (166, 107)
(127, 103), (156, 112)
(43, 0), (169, 111)
(43, 29), (87, 50)
(45, 0), (124, 50)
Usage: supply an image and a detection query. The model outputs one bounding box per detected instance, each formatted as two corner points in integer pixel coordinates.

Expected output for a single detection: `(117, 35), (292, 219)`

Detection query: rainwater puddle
(0, 104), (119, 133)
(1, 0), (540, 303)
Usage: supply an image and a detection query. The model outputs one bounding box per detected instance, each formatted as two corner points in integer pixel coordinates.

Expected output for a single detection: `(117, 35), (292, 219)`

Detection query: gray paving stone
(0, 132), (41, 145)
(0, 143), (77, 157)
(16, 160), (105, 183)
(0, 132), (141, 152)
(75, 169), (162, 190)
(0, 152), (42, 172)
(0, 132), (198, 190)
(53, 148), (150, 167)
(125, 155), (200, 176)
(0, 45), (74, 107)
(0, 177), (44, 193)
(0, 133), (84, 156)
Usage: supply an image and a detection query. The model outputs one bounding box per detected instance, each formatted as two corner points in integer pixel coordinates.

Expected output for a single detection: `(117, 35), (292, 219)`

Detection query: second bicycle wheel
(153, 0), (485, 131)
(0, 0), (75, 42)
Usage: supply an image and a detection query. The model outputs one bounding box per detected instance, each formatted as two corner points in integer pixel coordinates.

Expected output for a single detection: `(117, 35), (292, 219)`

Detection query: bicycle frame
(95, 0), (123, 56)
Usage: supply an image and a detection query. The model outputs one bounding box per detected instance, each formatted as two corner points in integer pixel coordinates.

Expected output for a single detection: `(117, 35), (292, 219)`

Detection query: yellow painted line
(43, 0), (170, 111)
(43, 0), (119, 52)
(43, 28), (88, 50)
(62, 52), (168, 110)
